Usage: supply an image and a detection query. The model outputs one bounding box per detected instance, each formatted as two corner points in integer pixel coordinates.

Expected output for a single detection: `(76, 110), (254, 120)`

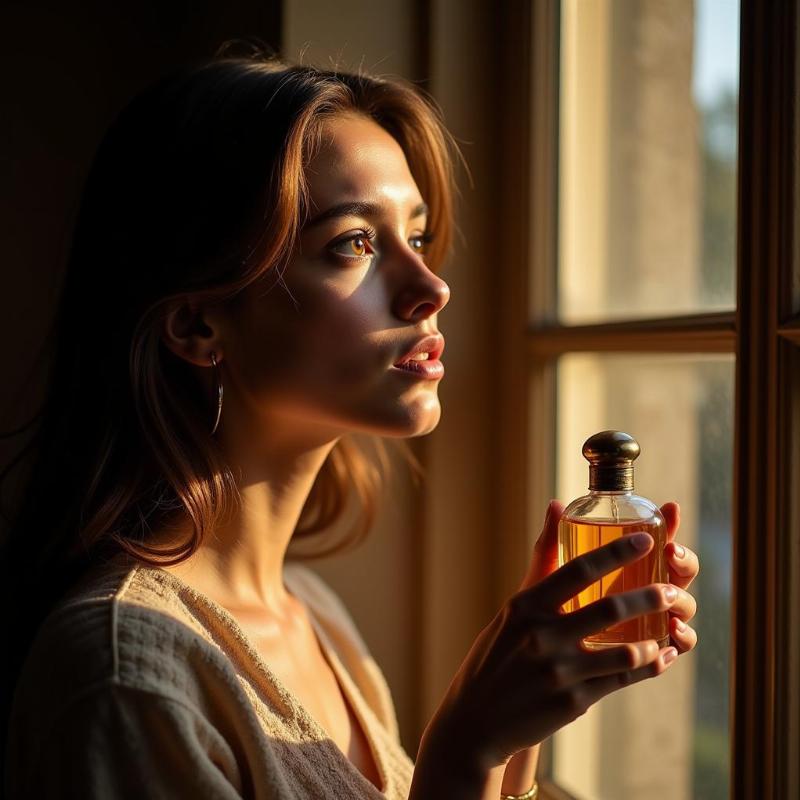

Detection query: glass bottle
(557, 430), (669, 649)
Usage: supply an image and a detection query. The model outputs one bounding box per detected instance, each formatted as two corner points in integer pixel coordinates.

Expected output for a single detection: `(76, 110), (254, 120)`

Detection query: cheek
(243, 279), (388, 391)
(302, 287), (386, 383)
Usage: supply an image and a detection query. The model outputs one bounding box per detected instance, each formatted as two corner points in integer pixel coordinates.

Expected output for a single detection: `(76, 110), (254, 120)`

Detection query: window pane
(551, 353), (733, 799)
(556, 0), (739, 325)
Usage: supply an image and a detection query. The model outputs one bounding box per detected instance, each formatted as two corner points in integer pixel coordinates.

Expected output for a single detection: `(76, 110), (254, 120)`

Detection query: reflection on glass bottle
(558, 431), (669, 649)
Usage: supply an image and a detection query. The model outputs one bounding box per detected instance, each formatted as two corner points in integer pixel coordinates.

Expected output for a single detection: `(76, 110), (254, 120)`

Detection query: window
(551, 2), (738, 796)
(492, 1), (799, 798)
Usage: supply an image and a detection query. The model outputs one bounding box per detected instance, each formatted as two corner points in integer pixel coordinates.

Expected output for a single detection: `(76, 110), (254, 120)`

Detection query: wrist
(410, 718), (493, 799)
(500, 780), (539, 800)
(423, 719), (492, 779)
(502, 743), (540, 790)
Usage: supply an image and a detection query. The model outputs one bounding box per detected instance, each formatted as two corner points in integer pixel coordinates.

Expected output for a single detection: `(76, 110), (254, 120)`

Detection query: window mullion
(527, 312), (736, 357)
(733, 1), (798, 797)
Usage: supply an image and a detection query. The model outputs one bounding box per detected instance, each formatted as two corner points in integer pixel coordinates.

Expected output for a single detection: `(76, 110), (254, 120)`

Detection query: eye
(329, 228), (377, 260)
(409, 231), (436, 256)
(327, 227), (437, 262)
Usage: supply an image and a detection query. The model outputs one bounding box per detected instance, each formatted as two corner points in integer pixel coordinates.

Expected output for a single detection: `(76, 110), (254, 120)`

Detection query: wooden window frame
(492, 1), (799, 798)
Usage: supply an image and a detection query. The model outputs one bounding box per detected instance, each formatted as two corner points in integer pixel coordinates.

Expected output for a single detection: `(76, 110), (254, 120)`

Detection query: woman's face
(222, 112), (451, 443)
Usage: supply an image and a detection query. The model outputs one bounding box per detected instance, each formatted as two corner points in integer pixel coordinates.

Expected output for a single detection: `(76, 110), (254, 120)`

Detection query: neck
(153, 420), (341, 616)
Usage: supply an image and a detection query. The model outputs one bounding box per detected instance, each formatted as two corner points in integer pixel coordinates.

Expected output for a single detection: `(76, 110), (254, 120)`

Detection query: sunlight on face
(227, 112), (451, 443)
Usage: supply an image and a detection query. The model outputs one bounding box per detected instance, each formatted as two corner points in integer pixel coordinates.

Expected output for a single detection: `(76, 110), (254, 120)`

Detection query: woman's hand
(660, 502), (700, 654)
(423, 501), (682, 774)
(598, 501), (700, 654)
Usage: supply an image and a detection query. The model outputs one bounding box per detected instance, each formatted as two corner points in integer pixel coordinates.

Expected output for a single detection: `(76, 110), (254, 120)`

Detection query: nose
(390, 250), (451, 323)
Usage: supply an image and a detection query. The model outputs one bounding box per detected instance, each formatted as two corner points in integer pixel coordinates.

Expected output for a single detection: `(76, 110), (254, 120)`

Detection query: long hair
(0, 41), (463, 770)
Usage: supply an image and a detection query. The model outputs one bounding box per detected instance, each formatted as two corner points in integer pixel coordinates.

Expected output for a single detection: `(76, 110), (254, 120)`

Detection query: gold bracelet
(500, 779), (538, 800)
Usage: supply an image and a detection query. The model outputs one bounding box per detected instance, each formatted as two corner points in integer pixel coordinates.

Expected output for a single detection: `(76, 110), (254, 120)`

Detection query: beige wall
(283, 0), (421, 80)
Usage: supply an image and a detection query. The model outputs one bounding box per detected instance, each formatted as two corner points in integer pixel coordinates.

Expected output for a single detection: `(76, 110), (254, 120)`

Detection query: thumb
(519, 499), (564, 591)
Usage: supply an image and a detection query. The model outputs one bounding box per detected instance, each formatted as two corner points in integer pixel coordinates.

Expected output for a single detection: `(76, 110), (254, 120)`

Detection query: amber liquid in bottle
(557, 430), (670, 650)
(558, 515), (668, 648)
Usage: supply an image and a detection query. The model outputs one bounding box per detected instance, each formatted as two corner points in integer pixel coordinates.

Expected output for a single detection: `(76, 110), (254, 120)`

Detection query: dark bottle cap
(582, 430), (640, 491)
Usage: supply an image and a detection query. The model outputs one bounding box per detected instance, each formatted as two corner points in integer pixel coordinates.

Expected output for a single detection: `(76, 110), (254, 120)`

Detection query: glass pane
(551, 353), (733, 799)
(556, 0), (740, 325)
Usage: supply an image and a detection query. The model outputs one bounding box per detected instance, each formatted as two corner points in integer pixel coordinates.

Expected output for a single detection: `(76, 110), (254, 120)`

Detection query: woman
(0, 44), (699, 799)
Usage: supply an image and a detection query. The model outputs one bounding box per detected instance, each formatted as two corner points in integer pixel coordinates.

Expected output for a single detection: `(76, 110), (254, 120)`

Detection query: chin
(375, 398), (443, 438)
(306, 388), (443, 439)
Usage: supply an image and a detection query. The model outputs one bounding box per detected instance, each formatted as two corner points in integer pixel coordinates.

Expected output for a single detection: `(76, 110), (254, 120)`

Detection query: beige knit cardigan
(5, 553), (416, 798)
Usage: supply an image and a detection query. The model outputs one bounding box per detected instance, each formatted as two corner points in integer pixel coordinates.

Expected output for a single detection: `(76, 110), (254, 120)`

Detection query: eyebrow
(303, 200), (429, 229)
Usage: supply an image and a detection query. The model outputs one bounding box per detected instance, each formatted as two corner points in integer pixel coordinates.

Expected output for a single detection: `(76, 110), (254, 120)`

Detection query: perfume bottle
(557, 430), (669, 649)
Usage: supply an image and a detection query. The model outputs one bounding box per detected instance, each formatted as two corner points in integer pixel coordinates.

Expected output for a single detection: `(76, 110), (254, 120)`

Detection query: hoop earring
(209, 352), (223, 435)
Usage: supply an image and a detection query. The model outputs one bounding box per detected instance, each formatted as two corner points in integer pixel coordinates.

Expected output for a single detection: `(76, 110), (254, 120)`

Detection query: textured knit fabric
(5, 553), (415, 799)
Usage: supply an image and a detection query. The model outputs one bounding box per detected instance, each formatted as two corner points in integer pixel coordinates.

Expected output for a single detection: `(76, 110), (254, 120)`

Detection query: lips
(393, 334), (445, 366)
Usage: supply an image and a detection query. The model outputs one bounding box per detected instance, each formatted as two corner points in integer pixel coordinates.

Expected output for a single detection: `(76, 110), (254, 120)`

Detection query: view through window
(543, 1), (740, 798)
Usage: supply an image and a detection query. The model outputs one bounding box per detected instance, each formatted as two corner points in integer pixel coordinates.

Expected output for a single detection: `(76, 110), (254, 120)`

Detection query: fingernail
(675, 618), (687, 633)
(673, 543), (685, 559)
(663, 647), (678, 665)
(630, 533), (652, 551)
(663, 586), (678, 603)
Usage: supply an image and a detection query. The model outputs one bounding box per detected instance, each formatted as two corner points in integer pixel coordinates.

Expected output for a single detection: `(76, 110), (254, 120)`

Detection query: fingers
(666, 585), (697, 623)
(533, 500), (564, 555)
(555, 583), (678, 641)
(670, 615), (699, 654)
(660, 502), (680, 542)
(581, 644), (679, 701)
(543, 645), (678, 723)
(530, 532), (655, 612)
(666, 541), (700, 590)
(519, 500), (565, 589)
(569, 639), (661, 681)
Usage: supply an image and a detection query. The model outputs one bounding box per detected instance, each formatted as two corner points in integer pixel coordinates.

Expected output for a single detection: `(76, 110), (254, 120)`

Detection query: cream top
(5, 553), (415, 798)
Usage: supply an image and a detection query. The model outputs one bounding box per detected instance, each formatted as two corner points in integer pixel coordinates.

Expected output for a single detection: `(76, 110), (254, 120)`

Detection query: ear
(160, 299), (224, 367)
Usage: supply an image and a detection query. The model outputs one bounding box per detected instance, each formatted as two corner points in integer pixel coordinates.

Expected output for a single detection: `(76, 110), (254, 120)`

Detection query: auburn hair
(0, 41), (463, 755)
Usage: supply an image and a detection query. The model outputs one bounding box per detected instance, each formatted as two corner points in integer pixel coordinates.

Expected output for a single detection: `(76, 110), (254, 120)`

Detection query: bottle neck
(588, 465), (634, 492)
